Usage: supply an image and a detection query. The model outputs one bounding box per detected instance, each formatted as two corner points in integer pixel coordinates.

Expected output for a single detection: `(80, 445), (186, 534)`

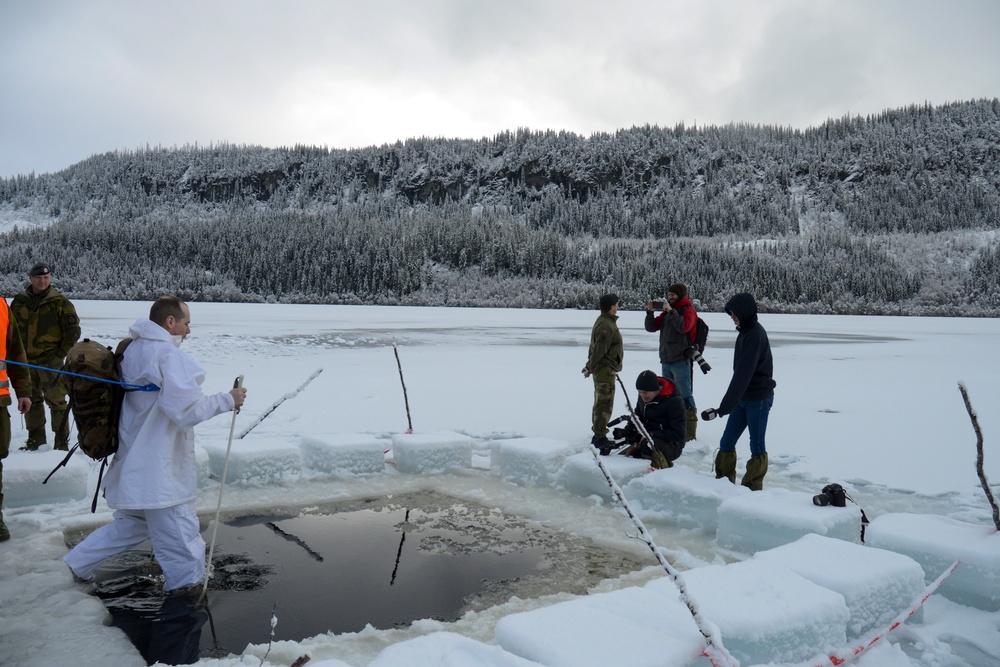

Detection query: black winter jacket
(718, 293), (776, 416)
(635, 378), (687, 445)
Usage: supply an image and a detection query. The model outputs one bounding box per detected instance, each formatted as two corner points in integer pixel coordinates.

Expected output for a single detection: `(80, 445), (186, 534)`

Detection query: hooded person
(701, 292), (775, 490)
(64, 296), (247, 592)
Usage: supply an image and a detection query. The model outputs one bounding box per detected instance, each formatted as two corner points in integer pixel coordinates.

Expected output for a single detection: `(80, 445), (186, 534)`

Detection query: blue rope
(3, 358), (160, 392)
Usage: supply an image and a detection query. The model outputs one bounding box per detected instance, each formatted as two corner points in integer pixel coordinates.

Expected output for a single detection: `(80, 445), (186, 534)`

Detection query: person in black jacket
(633, 370), (686, 469)
(701, 293), (776, 490)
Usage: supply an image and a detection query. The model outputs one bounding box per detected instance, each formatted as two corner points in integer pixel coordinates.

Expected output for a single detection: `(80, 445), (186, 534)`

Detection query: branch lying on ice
(589, 447), (738, 667)
(238, 368), (324, 439)
(959, 383), (1000, 531)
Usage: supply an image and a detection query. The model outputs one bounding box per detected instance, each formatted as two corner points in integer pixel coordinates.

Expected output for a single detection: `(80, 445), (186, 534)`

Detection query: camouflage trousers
(25, 367), (70, 449)
(591, 369), (617, 438)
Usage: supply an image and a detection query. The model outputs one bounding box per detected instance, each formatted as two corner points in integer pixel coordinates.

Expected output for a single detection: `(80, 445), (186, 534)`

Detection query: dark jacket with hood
(718, 293), (775, 416)
(635, 377), (687, 445)
(644, 295), (697, 363)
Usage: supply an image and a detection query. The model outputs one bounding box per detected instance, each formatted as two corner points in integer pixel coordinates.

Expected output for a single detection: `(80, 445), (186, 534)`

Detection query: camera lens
(812, 494), (830, 506)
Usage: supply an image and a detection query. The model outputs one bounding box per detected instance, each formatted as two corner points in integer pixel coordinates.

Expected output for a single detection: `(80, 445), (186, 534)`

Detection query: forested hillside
(1, 99), (998, 315)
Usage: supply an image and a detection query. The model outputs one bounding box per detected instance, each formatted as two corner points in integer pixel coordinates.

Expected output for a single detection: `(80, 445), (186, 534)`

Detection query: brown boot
(715, 450), (737, 483)
(685, 408), (698, 442)
(741, 453), (769, 491)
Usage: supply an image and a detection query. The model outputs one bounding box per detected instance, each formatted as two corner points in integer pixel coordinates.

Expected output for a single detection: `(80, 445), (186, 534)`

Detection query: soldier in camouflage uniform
(10, 263), (81, 451)
(582, 294), (623, 450)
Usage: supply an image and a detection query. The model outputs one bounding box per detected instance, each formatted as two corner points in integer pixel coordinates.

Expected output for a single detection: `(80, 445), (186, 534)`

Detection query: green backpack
(45, 337), (133, 511)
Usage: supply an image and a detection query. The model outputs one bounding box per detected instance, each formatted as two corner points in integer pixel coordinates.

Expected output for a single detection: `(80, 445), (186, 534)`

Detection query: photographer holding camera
(645, 282), (699, 442)
(626, 370), (687, 469)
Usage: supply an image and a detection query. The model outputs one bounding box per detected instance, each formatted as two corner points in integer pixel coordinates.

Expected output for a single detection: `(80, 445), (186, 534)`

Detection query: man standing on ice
(701, 292), (775, 490)
(64, 296), (246, 593)
(582, 293), (623, 450)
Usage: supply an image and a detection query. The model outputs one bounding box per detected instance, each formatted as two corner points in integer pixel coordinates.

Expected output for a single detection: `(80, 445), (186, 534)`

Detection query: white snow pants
(64, 502), (205, 591)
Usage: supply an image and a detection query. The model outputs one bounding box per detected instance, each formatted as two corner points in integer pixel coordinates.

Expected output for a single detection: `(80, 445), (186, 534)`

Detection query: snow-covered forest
(1, 99), (998, 314)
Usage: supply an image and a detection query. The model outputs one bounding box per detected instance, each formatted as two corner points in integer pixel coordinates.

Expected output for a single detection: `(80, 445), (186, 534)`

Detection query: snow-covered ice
(1, 301), (999, 667)
(754, 533), (927, 639)
(868, 513), (1000, 611)
(716, 487), (863, 554)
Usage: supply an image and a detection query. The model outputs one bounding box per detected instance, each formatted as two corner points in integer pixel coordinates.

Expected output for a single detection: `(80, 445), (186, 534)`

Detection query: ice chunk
(2, 450), (90, 507)
(391, 431), (474, 474)
(555, 451), (650, 500)
(717, 487), (862, 554)
(622, 466), (749, 530)
(755, 533), (926, 638)
(195, 446), (212, 489)
(300, 434), (385, 475)
(867, 513), (1000, 611)
(494, 586), (704, 666)
(490, 437), (577, 487)
(646, 559), (850, 665)
(369, 631), (543, 666)
(200, 439), (302, 485)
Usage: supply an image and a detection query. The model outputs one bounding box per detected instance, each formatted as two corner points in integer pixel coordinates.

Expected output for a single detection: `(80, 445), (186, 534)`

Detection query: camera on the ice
(812, 483), (847, 507)
(686, 345), (712, 374)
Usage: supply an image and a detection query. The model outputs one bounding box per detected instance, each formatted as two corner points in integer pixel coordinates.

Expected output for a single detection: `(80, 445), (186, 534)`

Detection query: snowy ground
(1, 301), (999, 666)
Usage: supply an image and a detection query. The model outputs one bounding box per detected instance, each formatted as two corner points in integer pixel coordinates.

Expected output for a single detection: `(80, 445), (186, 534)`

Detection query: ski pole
(238, 368), (322, 439)
(392, 342), (413, 434)
(589, 447), (738, 667)
(615, 375), (656, 453)
(200, 375), (243, 602)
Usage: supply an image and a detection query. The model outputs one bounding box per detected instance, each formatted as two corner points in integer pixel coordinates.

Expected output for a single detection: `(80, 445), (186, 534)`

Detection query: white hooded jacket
(102, 318), (235, 510)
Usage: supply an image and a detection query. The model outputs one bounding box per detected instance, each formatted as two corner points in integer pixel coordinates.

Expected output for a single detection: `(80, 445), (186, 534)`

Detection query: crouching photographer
(627, 370), (687, 469)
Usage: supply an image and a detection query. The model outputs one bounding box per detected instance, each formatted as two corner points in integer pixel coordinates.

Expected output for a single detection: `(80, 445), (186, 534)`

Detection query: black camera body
(813, 483), (847, 507)
(651, 298), (666, 310)
(603, 414), (641, 455)
(686, 345), (712, 374)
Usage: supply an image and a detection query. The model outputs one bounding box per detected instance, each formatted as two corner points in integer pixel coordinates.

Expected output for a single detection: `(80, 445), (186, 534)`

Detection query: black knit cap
(636, 370), (660, 391)
(599, 293), (619, 310)
(28, 262), (50, 277)
(667, 282), (687, 299)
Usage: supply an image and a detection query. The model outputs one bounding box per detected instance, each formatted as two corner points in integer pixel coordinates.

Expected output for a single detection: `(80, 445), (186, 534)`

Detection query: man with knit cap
(645, 282), (699, 441)
(632, 370), (686, 469)
(583, 294), (623, 450)
(701, 292), (775, 491)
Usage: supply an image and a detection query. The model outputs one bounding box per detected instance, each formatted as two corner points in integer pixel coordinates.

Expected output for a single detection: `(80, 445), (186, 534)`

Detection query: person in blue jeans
(701, 292), (775, 490)
(645, 282), (699, 441)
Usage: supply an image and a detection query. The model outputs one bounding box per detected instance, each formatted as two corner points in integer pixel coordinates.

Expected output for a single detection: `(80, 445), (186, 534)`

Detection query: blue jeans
(719, 396), (773, 456)
(661, 360), (695, 410)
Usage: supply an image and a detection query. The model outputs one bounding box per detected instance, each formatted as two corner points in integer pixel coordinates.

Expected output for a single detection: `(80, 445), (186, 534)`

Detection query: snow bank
(622, 465), (749, 531)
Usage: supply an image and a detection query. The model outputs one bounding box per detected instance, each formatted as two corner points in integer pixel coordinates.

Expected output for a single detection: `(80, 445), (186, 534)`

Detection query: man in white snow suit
(64, 296), (247, 592)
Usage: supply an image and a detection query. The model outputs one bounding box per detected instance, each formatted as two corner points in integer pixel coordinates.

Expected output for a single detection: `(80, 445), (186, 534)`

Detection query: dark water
(84, 491), (645, 662)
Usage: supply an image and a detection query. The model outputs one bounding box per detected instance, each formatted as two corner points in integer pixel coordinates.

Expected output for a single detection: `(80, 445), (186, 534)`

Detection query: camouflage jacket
(10, 285), (81, 367)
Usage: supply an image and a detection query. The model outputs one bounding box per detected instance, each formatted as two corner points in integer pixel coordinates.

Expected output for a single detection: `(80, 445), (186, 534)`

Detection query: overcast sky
(2, 0), (999, 179)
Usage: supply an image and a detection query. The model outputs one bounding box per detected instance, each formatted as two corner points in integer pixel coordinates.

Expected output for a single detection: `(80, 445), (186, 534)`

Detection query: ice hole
(66, 490), (647, 661)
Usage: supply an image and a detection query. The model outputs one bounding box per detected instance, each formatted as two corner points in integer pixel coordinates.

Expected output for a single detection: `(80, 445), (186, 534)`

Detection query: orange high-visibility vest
(0, 298), (11, 396)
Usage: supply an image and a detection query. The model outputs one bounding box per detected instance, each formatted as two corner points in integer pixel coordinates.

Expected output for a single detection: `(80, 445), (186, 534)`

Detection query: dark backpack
(693, 316), (709, 354)
(45, 337), (133, 511)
